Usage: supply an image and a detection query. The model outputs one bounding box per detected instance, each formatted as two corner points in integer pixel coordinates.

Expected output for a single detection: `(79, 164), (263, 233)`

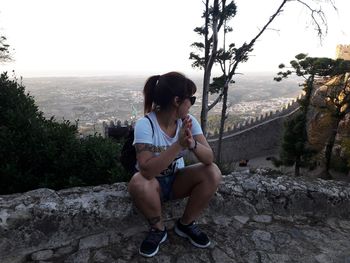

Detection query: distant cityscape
(22, 72), (302, 136)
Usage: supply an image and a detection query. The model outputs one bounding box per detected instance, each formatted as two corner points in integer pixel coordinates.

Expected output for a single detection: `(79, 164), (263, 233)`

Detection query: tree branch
(295, 0), (327, 38)
(205, 0), (219, 76)
(227, 0), (288, 80)
(208, 92), (224, 111)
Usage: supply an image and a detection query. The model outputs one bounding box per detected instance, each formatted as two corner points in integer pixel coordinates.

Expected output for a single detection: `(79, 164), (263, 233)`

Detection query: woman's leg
(128, 172), (164, 230)
(171, 163), (222, 224)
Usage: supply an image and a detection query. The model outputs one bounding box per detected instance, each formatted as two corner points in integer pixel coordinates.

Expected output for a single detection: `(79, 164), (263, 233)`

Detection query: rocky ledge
(0, 172), (350, 263)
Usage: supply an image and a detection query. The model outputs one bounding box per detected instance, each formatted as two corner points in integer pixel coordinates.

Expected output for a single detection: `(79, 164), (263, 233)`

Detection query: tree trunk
(200, 0), (219, 135)
(324, 117), (341, 178)
(201, 0), (210, 135)
(201, 71), (210, 135)
(216, 82), (229, 163)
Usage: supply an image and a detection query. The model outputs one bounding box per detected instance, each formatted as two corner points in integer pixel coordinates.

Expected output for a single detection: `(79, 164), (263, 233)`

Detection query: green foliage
(329, 154), (349, 174)
(275, 55), (350, 175)
(0, 72), (129, 194)
(209, 74), (226, 94)
(189, 52), (205, 69)
(0, 35), (11, 62)
(333, 59), (350, 75)
(190, 0), (237, 72)
(277, 113), (316, 173)
(280, 114), (305, 166)
(275, 54), (350, 83)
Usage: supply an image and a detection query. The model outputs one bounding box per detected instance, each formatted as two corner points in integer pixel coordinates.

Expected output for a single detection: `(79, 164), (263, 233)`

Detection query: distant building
(336, 44), (350, 60)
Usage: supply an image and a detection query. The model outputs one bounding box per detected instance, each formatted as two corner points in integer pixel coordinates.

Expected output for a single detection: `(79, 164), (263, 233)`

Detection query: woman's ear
(173, 96), (181, 107)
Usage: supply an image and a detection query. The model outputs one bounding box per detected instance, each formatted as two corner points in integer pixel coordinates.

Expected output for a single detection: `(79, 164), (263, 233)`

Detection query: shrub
(0, 72), (130, 194)
(329, 154), (349, 174)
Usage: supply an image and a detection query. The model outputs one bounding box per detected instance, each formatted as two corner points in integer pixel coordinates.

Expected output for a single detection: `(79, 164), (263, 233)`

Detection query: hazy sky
(0, 0), (349, 77)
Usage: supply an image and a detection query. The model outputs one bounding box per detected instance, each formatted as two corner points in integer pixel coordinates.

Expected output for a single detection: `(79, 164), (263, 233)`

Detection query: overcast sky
(0, 0), (349, 77)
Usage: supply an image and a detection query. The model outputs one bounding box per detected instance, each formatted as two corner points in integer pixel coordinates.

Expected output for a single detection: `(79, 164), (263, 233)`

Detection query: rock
(267, 253), (291, 263)
(31, 249), (54, 261)
(213, 215), (232, 226)
(54, 244), (76, 257)
(252, 215), (272, 223)
(274, 231), (292, 245)
(338, 220), (350, 230)
(92, 249), (117, 263)
(251, 230), (275, 251)
(308, 111), (334, 151)
(308, 75), (350, 161)
(234, 216), (250, 224)
(64, 249), (91, 263)
(176, 253), (210, 263)
(79, 233), (109, 250)
(0, 255), (26, 263)
(315, 253), (332, 263)
(212, 247), (236, 263)
(0, 173), (350, 262)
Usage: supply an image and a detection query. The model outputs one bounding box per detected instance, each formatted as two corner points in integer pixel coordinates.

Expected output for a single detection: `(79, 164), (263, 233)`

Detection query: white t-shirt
(133, 111), (203, 176)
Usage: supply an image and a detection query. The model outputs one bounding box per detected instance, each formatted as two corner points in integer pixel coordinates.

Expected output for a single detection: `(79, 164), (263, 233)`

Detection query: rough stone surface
(31, 250), (54, 261)
(0, 173), (350, 262)
(308, 75), (350, 157)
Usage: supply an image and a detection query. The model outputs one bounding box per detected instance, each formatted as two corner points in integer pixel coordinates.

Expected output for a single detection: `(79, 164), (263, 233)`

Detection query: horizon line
(2, 70), (281, 79)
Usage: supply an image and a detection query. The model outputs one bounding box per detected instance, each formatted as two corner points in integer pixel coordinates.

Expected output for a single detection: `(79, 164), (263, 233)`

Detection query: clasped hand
(178, 115), (195, 149)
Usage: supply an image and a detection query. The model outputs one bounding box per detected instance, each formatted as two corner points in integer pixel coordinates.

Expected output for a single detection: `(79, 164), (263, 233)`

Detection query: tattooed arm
(135, 142), (183, 180)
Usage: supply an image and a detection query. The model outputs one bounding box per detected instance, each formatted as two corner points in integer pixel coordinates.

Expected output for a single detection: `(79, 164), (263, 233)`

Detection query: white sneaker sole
(139, 232), (167, 258)
(174, 225), (211, 248)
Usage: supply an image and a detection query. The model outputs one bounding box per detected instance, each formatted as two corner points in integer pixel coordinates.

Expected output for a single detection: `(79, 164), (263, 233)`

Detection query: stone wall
(1, 173), (350, 262)
(336, 44), (350, 60)
(207, 95), (302, 138)
(208, 107), (300, 163)
(105, 95), (303, 164)
(206, 94), (302, 164)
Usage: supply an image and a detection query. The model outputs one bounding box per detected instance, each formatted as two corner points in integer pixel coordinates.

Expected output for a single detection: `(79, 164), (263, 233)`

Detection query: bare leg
(172, 163), (221, 224)
(128, 172), (164, 230)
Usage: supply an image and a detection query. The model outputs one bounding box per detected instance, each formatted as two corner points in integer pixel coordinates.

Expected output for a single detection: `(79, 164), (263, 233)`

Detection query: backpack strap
(144, 115), (154, 137)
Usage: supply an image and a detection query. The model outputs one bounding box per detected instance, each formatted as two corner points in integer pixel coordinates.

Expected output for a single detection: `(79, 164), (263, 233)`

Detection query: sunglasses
(188, 96), (196, 105)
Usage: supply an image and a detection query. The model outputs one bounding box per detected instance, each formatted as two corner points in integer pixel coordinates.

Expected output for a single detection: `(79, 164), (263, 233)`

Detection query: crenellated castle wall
(206, 95), (303, 163)
(207, 94), (303, 138)
(105, 94), (304, 164)
(336, 44), (350, 61)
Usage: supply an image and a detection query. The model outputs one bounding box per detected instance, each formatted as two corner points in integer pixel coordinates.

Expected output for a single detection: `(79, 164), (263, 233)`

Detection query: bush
(0, 72), (130, 194)
(330, 155), (349, 174)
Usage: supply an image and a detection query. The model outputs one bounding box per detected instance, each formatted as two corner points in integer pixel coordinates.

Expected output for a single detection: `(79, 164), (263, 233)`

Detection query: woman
(128, 72), (221, 257)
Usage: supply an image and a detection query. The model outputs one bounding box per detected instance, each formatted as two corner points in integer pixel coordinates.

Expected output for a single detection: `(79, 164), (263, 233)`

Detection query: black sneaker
(139, 227), (167, 257)
(174, 220), (211, 248)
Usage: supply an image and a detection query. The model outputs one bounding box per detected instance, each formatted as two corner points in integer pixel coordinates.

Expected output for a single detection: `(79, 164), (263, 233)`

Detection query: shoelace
(188, 222), (202, 236)
(145, 228), (164, 245)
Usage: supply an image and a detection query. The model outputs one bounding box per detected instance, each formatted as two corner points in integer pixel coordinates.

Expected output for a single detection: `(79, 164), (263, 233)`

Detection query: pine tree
(275, 56), (350, 177)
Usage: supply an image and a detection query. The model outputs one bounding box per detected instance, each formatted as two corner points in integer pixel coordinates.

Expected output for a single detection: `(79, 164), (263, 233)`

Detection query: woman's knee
(128, 173), (159, 196)
(127, 174), (138, 196)
(206, 163), (222, 186)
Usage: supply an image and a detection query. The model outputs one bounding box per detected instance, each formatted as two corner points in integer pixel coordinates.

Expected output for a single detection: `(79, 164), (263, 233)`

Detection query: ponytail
(143, 75), (160, 114)
(143, 72), (197, 114)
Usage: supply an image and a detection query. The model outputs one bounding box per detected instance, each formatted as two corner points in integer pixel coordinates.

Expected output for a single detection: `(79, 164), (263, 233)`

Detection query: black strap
(145, 115), (154, 137)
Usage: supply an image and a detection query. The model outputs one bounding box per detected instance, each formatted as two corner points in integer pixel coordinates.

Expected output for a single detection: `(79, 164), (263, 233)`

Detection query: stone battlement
(336, 44), (350, 60)
(207, 94), (303, 139)
(104, 94), (305, 164)
(205, 94), (304, 163)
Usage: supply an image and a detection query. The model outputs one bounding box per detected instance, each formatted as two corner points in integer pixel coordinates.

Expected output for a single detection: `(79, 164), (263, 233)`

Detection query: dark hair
(143, 72), (197, 114)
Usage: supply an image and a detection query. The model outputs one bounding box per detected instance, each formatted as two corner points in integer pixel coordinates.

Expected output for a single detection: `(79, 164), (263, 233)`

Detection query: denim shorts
(155, 173), (177, 202)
